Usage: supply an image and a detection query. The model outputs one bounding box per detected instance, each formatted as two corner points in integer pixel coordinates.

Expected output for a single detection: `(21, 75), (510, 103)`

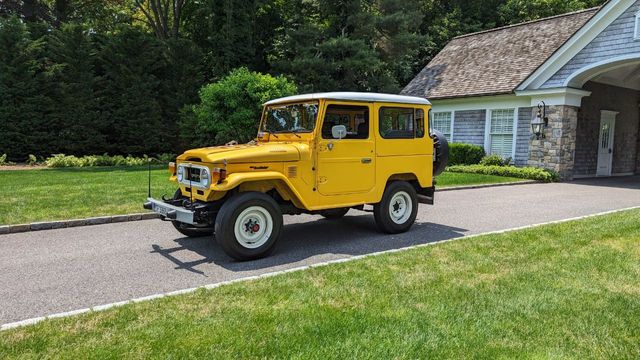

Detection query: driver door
(316, 102), (375, 195)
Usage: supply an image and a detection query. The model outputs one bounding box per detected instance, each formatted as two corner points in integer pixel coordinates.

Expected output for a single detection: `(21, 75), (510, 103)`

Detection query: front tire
(215, 192), (283, 261)
(373, 181), (418, 234)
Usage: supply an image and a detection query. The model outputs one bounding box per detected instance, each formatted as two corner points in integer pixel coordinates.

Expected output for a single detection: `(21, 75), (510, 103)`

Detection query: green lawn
(2, 210), (639, 358)
(436, 171), (525, 187)
(0, 167), (175, 225)
(0, 168), (526, 225)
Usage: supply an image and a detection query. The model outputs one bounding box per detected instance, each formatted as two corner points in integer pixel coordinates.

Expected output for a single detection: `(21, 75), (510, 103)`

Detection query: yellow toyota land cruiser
(144, 92), (448, 261)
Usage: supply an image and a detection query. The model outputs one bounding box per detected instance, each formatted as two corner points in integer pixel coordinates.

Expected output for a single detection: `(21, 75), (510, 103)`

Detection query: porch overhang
(515, 87), (592, 107)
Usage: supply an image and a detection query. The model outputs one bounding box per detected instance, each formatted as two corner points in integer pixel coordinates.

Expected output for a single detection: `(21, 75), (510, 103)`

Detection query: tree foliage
(181, 68), (297, 147)
(0, 0), (609, 159)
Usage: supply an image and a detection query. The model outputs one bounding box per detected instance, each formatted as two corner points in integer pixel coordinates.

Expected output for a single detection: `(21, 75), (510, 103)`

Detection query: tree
(133, 0), (187, 39)
(498, 0), (606, 24)
(0, 16), (53, 160)
(180, 67), (297, 147)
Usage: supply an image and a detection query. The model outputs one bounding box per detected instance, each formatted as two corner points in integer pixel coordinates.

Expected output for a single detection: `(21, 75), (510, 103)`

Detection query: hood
(177, 143), (301, 164)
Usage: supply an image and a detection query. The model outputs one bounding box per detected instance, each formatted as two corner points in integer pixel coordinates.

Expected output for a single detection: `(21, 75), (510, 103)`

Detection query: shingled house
(402, 0), (640, 179)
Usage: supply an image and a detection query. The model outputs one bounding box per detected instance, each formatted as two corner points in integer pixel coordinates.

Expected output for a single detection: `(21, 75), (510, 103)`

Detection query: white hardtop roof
(264, 92), (431, 106)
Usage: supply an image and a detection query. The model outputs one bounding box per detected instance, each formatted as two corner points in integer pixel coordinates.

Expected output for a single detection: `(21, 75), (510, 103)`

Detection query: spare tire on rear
(431, 130), (449, 176)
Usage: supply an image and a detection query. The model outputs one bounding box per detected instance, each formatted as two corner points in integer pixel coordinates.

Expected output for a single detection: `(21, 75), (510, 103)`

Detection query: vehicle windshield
(262, 102), (318, 133)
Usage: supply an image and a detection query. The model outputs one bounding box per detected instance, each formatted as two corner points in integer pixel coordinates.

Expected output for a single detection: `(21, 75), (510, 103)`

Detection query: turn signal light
(212, 167), (227, 183)
(168, 162), (176, 175)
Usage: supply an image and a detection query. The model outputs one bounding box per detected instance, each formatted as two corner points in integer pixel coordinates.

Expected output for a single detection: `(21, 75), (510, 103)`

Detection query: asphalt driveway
(1, 176), (639, 324)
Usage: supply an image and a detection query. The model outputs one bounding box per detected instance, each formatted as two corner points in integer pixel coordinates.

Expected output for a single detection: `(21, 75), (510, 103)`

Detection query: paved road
(1, 177), (639, 324)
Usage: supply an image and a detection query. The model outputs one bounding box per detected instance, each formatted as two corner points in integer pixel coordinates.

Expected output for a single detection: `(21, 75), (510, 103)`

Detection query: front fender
(211, 171), (308, 208)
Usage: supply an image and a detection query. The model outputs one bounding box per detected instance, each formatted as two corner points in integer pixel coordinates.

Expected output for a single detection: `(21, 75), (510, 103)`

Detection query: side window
(322, 105), (370, 139)
(416, 109), (425, 138)
(379, 107), (424, 139)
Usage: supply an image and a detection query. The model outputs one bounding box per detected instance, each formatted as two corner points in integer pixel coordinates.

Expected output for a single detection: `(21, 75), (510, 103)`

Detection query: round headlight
(201, 168), (210, 187)
(177, 166), (184, 182)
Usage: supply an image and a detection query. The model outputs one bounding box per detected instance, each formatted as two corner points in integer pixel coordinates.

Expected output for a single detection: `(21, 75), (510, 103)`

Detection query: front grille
(186, 167), (202, 182)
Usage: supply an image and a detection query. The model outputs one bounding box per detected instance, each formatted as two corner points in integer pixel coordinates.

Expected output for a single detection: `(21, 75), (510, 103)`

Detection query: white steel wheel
(388, 191), (413, 224)
(233, 206), (274, 249)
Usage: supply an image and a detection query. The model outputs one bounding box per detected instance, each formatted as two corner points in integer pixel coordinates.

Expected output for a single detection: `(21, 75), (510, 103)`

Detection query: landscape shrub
(44, 154), (170, 168)
(180, 67), (297, 147)
(447, 165), (559, 182)
(448, 143), (485, 165)
(27, 154), (38, 166)
(0, 154), (8, 166)
(480, 154), (511, 167)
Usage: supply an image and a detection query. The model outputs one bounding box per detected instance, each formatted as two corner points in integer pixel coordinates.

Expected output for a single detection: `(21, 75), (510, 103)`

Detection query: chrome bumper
(144, 197), (196, 225)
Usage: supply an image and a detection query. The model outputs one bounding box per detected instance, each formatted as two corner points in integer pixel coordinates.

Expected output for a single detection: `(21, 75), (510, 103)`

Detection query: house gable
(542, 0), (640, 88)
(518, 0), (639, 90)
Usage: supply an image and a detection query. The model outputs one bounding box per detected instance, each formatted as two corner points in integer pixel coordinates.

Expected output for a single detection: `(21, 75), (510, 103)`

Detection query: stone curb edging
(0, 180), (542, 235)
(436, 180), (539, 192)
(0, 213), (160, 235)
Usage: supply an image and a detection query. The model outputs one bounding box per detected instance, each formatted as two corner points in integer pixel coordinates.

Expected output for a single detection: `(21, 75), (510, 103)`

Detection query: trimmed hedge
(44, 154), (176, 168)
(448, 143), (485, 165)
(447, 165), (559, 183)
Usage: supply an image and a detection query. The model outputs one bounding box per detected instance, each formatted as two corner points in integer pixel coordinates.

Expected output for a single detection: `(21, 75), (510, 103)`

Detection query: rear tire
(170, 189), (213, 237)
(215, 192), (283, 261)
(373, 181), (418, 234)
(319, 208), (349, 219)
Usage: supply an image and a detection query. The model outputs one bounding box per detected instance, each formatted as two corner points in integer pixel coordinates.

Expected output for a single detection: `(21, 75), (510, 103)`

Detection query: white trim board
(518, 0), (638, 90)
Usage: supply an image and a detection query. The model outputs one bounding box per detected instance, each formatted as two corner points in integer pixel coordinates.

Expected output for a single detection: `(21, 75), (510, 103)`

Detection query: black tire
(319, 208), (349, 219)
(373, 181), (419, 234)
(431, 130), (449, 176)
(215, 192), (283, 261)
(170, 189), (213, 238)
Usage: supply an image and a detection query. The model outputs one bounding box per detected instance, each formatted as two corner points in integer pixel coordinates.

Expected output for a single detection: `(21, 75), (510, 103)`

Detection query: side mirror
(331, 125), (347, 139)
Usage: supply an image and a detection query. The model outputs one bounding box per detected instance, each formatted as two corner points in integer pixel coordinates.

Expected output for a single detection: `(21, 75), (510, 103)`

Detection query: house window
(489, 109), (515, 158)
(635, 12), (640, 40)
(431, 112), (453, 140)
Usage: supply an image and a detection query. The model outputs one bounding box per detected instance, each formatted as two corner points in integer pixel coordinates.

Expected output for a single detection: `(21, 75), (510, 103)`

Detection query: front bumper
(144, 198), (196, 225)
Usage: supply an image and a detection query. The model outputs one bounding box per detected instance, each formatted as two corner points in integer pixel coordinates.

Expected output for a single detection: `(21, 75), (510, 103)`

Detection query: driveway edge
(0, 213), (161, 235)
(0, 181), (542, 235)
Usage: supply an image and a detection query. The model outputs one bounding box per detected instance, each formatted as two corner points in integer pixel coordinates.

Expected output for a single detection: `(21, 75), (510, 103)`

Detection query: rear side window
(379, 107), (425, 139)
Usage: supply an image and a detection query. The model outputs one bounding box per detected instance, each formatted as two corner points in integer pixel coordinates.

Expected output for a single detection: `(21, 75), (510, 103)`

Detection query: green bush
(0, 154), (8, 166)
(447, 165), (559, 182)
(480, 154), (512, 167)
(181, 67), (297, 147)
(448, 143), (485, 165)
(27, 154), (38, 166)
(44, 154), (160, 168)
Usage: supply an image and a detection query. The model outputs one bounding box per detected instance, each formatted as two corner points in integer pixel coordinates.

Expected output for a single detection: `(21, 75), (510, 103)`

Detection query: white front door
(596, 110), (618, 177)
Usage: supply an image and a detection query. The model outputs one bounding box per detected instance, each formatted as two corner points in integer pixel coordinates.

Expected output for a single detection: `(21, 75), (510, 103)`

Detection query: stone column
(527, 105), (578, 180)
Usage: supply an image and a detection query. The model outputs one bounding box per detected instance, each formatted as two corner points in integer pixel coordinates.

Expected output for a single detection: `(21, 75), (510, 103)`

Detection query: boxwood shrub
(448, 143), (485, 165)
(447, 165), (559, 182)
(44, 154), (176, 168)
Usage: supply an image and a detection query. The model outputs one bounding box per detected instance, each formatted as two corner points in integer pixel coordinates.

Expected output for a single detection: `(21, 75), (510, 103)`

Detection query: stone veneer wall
(528, 105), (578, 179)
(576, 82), (640, 175)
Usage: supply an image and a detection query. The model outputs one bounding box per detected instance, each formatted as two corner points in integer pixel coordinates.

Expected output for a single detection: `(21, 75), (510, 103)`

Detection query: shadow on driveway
(151, 212), (468, 275)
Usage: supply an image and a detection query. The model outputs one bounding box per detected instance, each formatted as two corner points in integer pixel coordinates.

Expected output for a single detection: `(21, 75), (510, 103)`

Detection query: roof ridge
(453, 6), (601, 40)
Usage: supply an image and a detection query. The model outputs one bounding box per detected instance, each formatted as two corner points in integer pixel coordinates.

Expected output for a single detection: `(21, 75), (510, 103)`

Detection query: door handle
(609, 148), (612, 154)
(361, 158), (372, 164)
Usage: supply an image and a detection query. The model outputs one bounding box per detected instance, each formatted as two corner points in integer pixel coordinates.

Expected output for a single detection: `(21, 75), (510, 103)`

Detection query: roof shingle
(401, 8), (599, 100)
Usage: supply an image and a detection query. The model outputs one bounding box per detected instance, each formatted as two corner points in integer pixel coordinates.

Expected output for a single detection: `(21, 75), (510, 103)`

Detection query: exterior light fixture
(531, 101), (549, 140)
